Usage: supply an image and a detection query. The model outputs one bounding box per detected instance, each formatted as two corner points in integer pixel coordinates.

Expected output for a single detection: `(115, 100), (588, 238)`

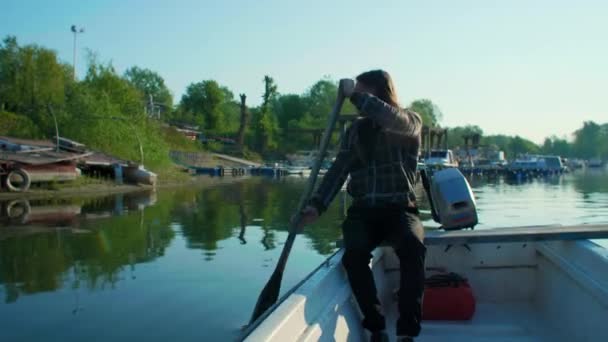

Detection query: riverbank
(0, 166), (248, 201)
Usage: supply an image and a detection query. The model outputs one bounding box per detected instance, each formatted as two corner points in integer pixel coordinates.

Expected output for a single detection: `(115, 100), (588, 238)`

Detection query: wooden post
(237, 94), (248, 151)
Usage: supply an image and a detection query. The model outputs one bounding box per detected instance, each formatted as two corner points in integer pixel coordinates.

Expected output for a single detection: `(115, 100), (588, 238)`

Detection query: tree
(252, 75), (279, 151)
(601, 124), (608, 160)
(509, 136), (540, 157)
(573, 121), (602, 159)
(409, 99), (442, 126)
(0, 36), (72, 135)
(83, 59), (143, 118)
(219, 86), (240, 134)
(542, 135), (572, 157)
(124, 66), (173, 116)
(275, 94), (307, 131)
(237, 94), (249, 149)
(180, 80), (226, 132)
(62, 58), (172, 169)
(0, 110), (40, 137)
(446, 125), (484, 149)
(305, 79), (338, 122)
(482, 134), (540, 159)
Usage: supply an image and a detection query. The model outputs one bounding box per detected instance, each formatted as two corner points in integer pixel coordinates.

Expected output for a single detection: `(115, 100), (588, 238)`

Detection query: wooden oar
(248, 80), (349, 324)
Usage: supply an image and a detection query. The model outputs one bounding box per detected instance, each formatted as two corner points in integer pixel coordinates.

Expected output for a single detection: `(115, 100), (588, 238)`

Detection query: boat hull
(21, 163), (80, 182)
(244, 236), (608, 341)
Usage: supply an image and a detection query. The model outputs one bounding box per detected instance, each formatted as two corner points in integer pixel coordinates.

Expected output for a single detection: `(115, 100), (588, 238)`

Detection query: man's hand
(291, 205), (319, 233)
(339, 78), (355, 98)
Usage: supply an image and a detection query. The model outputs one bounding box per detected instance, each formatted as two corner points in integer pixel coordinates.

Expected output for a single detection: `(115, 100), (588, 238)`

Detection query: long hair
(356, 70), (400, 107)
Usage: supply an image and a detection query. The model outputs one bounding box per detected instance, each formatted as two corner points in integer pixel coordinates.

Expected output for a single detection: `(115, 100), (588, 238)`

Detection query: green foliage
(573, 121), (605, 159)
(4, 34), (606, 164)
(542, 136), (572, 157)
(251, 75), (279, 152)
(272, 78), (356, 153)
(0, 110), (40, 137)
(275, 93), (306, 131)
(218, 87), (241, 134)
(179, 80), (230, 132)
(509, 136), (540, 156)
(446, 125), (484, 148)
(61, 60), (172, 169)
(124, 66), (173, 113)
(0, 36), (188, 172)
(0, 36), (72, 135)
(161, 126), (202, 152)
(482, 134), (540, 159)
(409, 99), (442, 126)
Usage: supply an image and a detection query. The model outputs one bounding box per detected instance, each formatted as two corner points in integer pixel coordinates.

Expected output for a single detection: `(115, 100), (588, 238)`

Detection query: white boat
(124, 165), (157, 186)
(243, 224), (608, 341)
(425, 150), (458, 169)
(286, 166), (313, 177)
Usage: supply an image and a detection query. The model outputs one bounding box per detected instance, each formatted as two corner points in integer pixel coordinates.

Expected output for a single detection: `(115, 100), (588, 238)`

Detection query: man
(299, 70), (425, 341)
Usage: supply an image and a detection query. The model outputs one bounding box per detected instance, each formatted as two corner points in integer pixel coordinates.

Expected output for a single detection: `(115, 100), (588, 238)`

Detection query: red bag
(422, 272), (476, 321)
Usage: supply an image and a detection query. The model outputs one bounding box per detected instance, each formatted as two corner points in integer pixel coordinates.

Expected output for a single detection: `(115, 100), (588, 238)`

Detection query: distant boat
(286, 150), (318, 168)
(508, 155), (564, 174)
(566, 159), (585, 170)
(425, 149), (458, 169)
(588, 158), (605, 168)
(285, 166), (312, 177)
(124, 165), (157, 186)
(242, 224), (608, 341)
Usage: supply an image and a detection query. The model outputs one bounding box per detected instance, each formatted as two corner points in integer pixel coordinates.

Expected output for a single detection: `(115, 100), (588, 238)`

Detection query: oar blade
(249, 270), (282, 324)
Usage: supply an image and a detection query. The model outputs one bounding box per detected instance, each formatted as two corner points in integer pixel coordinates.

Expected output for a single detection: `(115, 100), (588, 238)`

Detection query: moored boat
(425, 150), (458, 169)
(242, 224), (608, 341)
(588, 158), (605, 168)
(285, 166), (312, 176)
(123, 165), (157, 186)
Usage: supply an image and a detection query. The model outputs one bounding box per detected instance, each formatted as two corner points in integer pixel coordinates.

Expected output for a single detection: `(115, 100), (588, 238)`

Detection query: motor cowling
(424, 168), (478, 230)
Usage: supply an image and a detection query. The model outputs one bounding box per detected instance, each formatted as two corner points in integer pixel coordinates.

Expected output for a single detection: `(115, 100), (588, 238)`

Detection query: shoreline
(0, 175), (248, 201)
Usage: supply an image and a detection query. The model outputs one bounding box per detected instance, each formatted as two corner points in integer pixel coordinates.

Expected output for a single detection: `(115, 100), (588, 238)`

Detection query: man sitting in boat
(299, 70), (425, 342)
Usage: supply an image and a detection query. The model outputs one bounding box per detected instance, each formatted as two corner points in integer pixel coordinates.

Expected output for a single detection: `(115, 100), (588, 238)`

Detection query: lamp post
(71, 25), (85, 80)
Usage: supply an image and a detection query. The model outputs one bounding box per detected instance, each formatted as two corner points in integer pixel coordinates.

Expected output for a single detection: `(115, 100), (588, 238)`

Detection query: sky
(2, 0), (607, 143)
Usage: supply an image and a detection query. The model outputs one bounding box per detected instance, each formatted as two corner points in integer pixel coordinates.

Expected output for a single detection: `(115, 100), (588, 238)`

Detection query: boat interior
(244, 227), (608, 342)
(381, 241), (608, 341)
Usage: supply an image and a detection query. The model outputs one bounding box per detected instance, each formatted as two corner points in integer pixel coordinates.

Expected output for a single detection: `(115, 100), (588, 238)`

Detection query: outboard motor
(420, 168), (478, 230)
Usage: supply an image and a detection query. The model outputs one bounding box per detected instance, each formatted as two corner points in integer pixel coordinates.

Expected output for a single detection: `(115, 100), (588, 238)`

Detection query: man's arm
(309, 125), (356, 214)
(350, 92), (422, 144)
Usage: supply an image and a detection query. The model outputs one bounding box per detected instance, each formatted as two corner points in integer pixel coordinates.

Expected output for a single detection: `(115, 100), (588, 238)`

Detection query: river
(1, 168), (607, 341)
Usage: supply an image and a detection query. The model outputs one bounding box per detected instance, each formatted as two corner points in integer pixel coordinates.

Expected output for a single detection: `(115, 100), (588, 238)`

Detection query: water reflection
(0, 180), (347, 303)
(0, 170), (606, 304)
(170, 179), (344, 257)
(569, 169), (608, 195)
(0, 190), (169, 304)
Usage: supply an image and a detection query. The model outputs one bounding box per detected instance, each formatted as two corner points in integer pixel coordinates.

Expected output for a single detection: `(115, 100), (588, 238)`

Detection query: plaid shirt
(310, 92), (422, 213)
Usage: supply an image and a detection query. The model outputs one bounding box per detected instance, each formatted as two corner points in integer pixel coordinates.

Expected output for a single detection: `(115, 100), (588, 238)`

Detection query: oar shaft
(249, 92), (346, 324)
(290, 94), (346, 229)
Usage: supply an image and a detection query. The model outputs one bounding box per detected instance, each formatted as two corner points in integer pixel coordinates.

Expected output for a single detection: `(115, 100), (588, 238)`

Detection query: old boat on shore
(242, 224), (608, 342)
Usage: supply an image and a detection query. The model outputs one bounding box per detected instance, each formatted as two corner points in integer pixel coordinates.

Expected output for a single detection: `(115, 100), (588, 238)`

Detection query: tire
(5, 169), (31, 192)
(6, 199), (31, 224)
